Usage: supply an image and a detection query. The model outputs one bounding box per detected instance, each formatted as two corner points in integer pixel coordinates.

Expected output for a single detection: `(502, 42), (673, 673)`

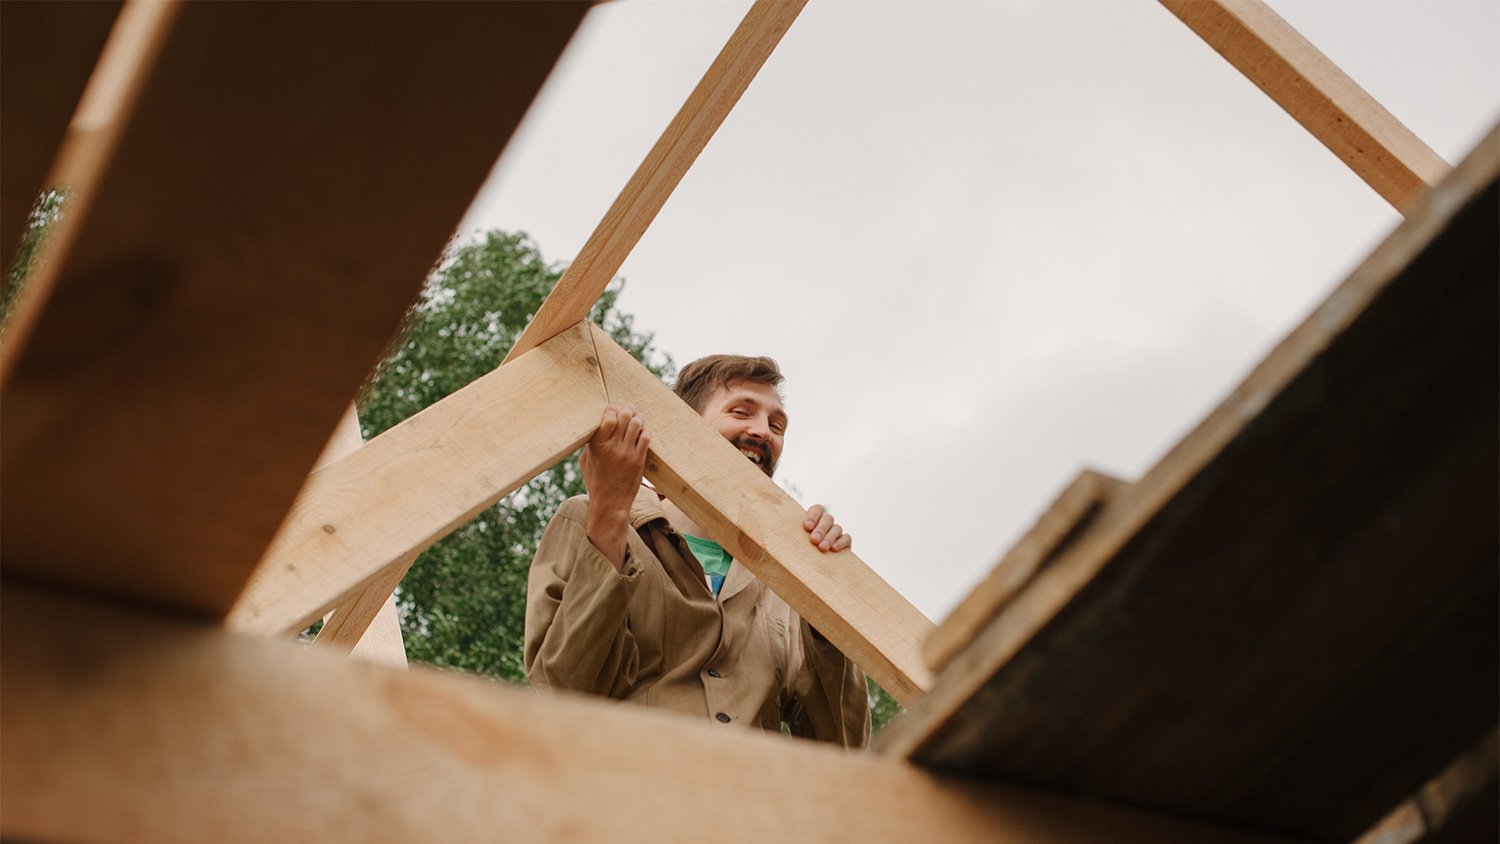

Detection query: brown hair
(673, 354), (784, 413)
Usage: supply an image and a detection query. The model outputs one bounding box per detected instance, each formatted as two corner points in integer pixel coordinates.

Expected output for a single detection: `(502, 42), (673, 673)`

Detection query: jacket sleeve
(523, 496), (644, 699)
(783, 619), (872, 748)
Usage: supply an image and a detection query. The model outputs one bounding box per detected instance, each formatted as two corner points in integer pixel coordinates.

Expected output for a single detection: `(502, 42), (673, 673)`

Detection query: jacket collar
(630, 485), (757, 603)
(628, 485), (669, 529)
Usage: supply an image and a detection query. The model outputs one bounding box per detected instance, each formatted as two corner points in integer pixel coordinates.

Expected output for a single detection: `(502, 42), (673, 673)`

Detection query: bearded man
(523, 355), (870, 747)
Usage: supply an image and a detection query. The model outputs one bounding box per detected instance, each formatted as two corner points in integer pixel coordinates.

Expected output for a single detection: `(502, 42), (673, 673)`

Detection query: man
(523, 355), (870, 747)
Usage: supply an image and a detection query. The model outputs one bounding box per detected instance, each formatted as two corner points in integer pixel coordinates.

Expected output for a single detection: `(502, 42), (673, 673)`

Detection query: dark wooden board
(0, 2), (588, 616)
(903, 133), (1499, 842)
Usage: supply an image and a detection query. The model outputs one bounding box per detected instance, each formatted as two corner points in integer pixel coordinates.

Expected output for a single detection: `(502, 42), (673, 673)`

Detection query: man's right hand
(580, 404), (651, 571)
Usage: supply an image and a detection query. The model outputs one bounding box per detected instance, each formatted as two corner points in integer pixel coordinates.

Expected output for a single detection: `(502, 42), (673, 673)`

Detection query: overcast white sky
(459, 0), (1500, 622)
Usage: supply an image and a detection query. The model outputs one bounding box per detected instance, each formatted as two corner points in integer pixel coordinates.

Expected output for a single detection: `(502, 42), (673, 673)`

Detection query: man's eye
(731, 408), (749, 417)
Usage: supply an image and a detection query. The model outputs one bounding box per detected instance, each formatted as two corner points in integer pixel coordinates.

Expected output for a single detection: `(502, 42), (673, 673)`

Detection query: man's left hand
(803, 504), (850, 553)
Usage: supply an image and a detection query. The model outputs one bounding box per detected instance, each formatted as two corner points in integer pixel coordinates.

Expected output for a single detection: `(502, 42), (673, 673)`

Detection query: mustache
(730, 435), (775, 477)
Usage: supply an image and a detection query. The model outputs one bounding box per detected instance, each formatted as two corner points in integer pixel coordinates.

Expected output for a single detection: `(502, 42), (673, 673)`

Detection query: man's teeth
(740, 448), (762, 464)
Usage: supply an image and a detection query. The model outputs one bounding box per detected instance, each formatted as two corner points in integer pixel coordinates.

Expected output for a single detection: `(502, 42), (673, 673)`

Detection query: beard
(731, 434), (776, 478)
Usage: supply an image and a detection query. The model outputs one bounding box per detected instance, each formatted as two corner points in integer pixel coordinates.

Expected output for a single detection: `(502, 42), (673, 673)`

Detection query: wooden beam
(300, 406), (411, 661)
(878, 125), (1500, 841)
(590, 325), (934, 703)
(1160, 0), (1449, 213)
(502, 0), (805, 364)
(229, 323), (606, 636)
(925, 469), (1125, 672)
(0, 584), (1293, 844)
(0, 2), (588, 616)
(311, 550), (417, 655)
(346, 592), (409, 670)
(1354, 728), (1499, 844)
(0, 0), (120, 274)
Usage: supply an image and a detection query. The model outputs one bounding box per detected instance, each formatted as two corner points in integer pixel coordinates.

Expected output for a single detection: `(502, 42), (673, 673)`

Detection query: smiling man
(523, 355), (870, 747)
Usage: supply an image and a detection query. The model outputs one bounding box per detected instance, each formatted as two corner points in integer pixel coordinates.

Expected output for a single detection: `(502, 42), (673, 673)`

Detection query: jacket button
(715, 712), (731, 723)
(706, 669), (722, 678)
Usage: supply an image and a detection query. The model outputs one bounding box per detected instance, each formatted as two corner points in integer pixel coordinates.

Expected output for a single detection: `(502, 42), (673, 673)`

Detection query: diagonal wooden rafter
(259, 0), (808, 659)
(0, 0), (121, 278)
(0, 0), (177, 380)
(2, 584), (1291, 844)
(1160, 0), (1450, 213)
(311, 551), (416, 656)
(232, 319), (932, 704)
(0, 1), (588, 616)
(228, 323), (608, 636)
(503, 0), (806, 364)
(303, 407), (410, 663)
(591, 325), (934, 702)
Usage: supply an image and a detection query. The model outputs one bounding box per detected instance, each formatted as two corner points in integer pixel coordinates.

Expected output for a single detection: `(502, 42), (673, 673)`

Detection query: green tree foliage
(357, 230), (672, 683)
(867, 678), (903, 733)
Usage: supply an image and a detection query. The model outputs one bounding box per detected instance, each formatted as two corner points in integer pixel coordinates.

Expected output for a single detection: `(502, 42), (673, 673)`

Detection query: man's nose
(744, 417), (771, 439)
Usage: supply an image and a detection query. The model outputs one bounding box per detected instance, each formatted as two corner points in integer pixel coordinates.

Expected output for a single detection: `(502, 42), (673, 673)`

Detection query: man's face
(700, 378), (786, 478)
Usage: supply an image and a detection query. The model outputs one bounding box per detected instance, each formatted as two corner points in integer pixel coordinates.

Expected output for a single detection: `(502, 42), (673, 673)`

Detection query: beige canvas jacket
(524, 487), (870, 748)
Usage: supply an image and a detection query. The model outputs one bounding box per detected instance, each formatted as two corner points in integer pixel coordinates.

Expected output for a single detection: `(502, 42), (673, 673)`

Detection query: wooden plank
(925, 469), (1126, 672)
(229, 323), (606, 636)
(590, 325), (934, 703)
(1160, 0), (1449, 213)
(301, 406), (411, 661)
(502, 0), (805, 364)
(297, 405), (411, 656)
(0, 2), (588, 616)
(0, 0), (120, 273)
(346, 592), (409, 671)
(311, 550), (417, 655)
(879, 125), (1500, 841)
(1354, 728), (1499, 844)
(0, 584), (1294, 844)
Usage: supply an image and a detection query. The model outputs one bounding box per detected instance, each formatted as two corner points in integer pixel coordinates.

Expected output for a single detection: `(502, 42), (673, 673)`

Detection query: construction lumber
(926, 469), (1126, 671)
(880, 125), (1500, 842)
(503, 0), (805, 363)
(346, 592), (410, 671)
(1354, 729), (1499, 844)
(311, 553), (417, 655)
(230, 324), (606, 636)
(0, 2), (588, 616)
(1, 584), (1295, 844)
(302, 406), (410, 660)
(0, 0), (120, 275)
(591, 325), (934, 703)
(1160, 0), (1449, 213)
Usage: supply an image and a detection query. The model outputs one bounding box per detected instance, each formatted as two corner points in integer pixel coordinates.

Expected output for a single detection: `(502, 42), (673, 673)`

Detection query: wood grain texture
(1160, 0), (1449, 213)
(591, 325), (934, 703)
(925, 469), (1126, 671)
(0, 0), (120, 275)
(229, 323), (606, 636)
(503, 0), (805, 364)
(880, 125), (1499, 841)
(302, 407), (411, 662)
(346, 592), (409, 671)
(1, 584), (1296, 844)
(301, 406), (411, 658)
(0, 2), (588, 616)
(312, 550), (418, 656)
